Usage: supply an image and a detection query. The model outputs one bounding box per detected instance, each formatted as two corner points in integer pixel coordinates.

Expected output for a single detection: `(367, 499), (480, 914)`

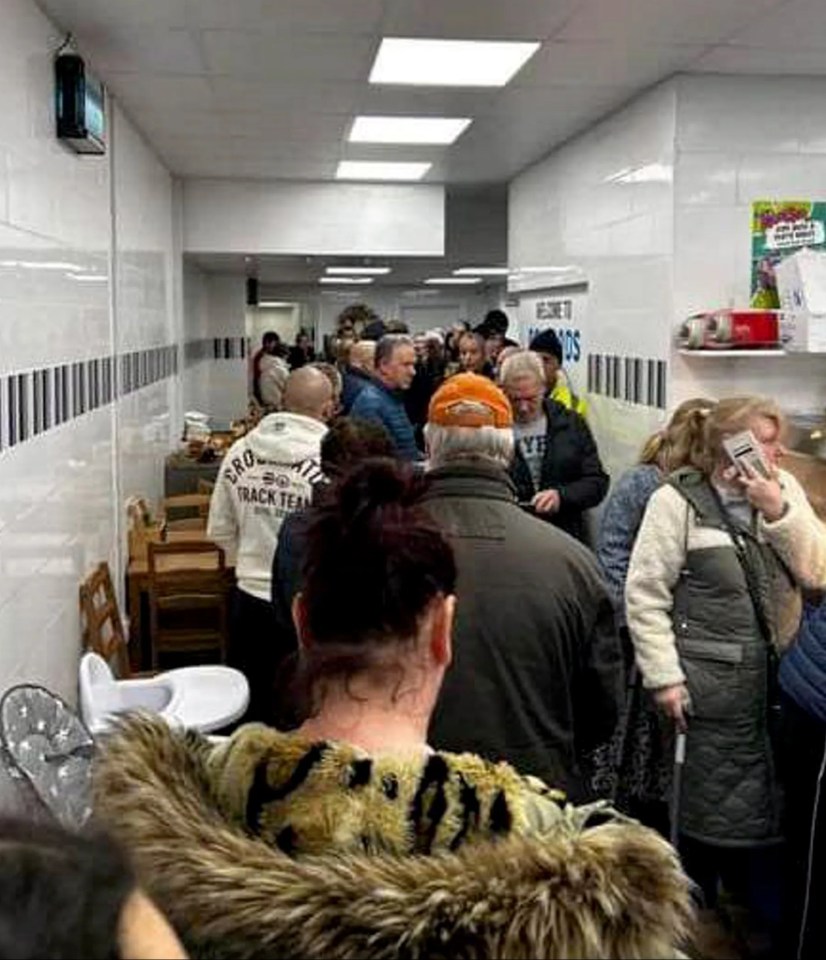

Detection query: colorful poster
(751, 200), (826, 308)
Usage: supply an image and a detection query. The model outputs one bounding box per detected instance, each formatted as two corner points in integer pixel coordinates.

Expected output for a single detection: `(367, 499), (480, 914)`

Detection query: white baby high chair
(79, 653), (249, 735)
(78, 562), (248, 735)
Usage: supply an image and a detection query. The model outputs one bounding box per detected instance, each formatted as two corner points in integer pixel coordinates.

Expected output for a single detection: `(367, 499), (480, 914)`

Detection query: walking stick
(670, 730), (687, 848)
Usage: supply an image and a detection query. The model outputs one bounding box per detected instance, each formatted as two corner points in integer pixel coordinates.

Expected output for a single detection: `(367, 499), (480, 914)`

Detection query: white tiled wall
(672, 74), (826, 412)
(510, 73), (826, 480)
(0, 0), (181, 810)
(509, 82), (679, 478)
(112, 102), (181, 525)
(183, 262), (210, 415)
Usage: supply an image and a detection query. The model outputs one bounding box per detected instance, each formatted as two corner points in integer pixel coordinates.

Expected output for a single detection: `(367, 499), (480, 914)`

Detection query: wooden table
(126, 529), (236, 672)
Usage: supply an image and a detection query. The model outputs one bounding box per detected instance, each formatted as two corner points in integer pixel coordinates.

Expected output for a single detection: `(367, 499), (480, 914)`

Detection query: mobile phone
(722, 430), (770, 479)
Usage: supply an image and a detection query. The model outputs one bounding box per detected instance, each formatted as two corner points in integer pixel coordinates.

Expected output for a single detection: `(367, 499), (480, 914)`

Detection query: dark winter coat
(94, 714), (693, 959)
(422, 460), (623, 801)
(509, 398), (609, 542)
(340, 365), (372, 414)
(781, 600), (826, 723)
(350, 380), (420, 462)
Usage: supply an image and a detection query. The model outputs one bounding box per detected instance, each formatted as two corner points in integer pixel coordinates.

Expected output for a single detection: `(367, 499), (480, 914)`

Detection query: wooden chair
(162, 493), (211, 532)
(146, 541), (229, 670)
(79, 562), (131, 678)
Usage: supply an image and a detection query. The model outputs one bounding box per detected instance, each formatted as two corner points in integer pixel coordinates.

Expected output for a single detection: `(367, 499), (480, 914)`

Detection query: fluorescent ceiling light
(424, 277), (482, 285)
(453, 267), (509, 276)
(326, 266), (391, 275)
(258, 301), (295, 308)
(370, 38), (540, 87)
(336, 160), (431, 181)
(68, 274), (107, 282)
(0, 259), (87, 271)
(349, 116), (471, 144)
(318, 276), (374, 285)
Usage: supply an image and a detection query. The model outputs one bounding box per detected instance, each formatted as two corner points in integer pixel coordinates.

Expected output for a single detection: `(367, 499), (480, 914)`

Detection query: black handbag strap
(707, 485), (776, 653)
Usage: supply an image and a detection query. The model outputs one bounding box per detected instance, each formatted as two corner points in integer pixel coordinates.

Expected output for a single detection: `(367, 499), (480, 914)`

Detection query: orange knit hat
(428, 373), (513, 428)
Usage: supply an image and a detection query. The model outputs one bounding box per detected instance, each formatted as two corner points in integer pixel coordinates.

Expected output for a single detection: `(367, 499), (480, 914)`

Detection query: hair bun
(334, 458), (425, 530)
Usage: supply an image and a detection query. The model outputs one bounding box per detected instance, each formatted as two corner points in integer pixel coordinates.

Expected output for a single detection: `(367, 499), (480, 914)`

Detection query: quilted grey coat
(629, 469), (801, 846)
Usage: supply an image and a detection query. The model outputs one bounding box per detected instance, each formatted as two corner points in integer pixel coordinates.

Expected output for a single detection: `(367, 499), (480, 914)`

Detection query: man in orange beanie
(421, 374), (622, 801)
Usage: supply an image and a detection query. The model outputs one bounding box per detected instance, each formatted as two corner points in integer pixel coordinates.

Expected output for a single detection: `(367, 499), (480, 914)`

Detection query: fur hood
(94, 716), (693, 959)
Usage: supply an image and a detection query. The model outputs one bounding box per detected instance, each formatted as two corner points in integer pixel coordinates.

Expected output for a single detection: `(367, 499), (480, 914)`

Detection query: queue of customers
(57, 303), (825, 957)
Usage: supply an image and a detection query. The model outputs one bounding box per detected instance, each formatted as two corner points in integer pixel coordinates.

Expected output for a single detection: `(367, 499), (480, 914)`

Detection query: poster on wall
(515, 288), (588, 396)
(751, 200), (826, 308)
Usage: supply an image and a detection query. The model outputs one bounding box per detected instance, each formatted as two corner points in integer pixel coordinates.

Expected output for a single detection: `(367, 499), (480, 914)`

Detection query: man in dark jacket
(500, 350), (608, 542)
(422, 373), (623, 799)
(350, 334), (420, 461)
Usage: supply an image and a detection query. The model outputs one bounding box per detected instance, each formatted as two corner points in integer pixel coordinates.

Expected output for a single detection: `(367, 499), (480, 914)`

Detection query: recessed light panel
(318, 277), (374, 285)
(424, 277), (482, 285)
(453, 267), (510, 276)
(326, 266), (392, 275)
(336, 160), (431, 181)
(370, 38), (540, 87)
(349, 116), (471, 144)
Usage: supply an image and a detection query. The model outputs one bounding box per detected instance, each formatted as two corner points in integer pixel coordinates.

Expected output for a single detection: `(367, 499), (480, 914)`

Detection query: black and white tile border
(587, 354), (667, 410)
(0, 345), (178, 453)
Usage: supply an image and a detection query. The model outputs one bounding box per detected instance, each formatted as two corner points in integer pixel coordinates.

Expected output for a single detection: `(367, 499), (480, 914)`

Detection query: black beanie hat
(361, 319), (388, 341)
(482, 309), (509, 336)
(529, 328), (563, 363)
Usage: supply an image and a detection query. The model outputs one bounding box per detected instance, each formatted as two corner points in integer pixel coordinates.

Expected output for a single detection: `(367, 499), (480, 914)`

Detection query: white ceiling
(34, 0), (826, 288)
(37, 0), (818, 188)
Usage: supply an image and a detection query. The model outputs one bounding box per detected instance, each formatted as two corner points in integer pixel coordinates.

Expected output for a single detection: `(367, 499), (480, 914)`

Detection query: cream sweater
(625, 469), (826, 690)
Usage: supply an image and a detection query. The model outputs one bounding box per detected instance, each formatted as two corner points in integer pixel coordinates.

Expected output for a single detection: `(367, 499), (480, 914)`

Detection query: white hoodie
(207, 412), (327, 600)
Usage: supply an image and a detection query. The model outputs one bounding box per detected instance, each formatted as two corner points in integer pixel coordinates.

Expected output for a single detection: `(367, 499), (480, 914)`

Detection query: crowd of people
(10, 303), (826, 957)
(202, 305), (826, 957)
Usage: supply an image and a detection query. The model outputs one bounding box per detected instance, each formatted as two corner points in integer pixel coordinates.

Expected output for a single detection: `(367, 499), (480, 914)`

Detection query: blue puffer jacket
(349, 380), (421, 462)
(780, 601), (826, 723)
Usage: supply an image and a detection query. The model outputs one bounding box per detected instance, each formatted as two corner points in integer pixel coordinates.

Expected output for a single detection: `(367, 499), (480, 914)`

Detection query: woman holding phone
(625, 397), (826, 918)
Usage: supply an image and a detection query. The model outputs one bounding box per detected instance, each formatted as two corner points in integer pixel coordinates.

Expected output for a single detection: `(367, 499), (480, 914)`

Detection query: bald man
(208, 366), (334, 722)
(341, 339), (376, 414)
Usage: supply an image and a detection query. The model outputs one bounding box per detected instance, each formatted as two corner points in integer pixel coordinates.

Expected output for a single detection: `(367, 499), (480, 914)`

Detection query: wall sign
(751, 200), (826, 308)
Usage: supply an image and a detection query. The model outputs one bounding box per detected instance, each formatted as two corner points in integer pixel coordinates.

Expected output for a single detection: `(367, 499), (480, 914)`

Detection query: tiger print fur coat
(94, 715), (693, 959)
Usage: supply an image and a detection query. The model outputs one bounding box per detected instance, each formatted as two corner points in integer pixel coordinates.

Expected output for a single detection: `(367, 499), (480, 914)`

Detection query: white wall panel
(672, 74), (826, 409)
(183, 180), (445, 257)
(509, 82), (678, 471)
(0, 0), (182, 816)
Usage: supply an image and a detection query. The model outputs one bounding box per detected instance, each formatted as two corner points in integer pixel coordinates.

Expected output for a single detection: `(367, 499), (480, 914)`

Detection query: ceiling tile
(209, 78), (361, 114)
(138, 109), (350, 142)
(722, 0), (826, 49)
(104, 74), (215, 112)
(40, 0), (190, 30)
(175, 158), (335, 180)
(184, 0), (383, 34)
(492, 84), (634, 126)
(74, 27), (206, 74)
(355, 85), (500, 118)
(379, 0), (579, 41)
(202, 30), (376, 80)
(557, 0), (786, 44)
(515, 41), (708, 88)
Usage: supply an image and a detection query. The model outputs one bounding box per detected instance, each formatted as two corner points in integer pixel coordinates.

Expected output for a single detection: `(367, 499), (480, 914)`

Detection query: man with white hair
(421, 373), (623, 799)
(500, 350), (608, 543)
(340, 339), (376, 414)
